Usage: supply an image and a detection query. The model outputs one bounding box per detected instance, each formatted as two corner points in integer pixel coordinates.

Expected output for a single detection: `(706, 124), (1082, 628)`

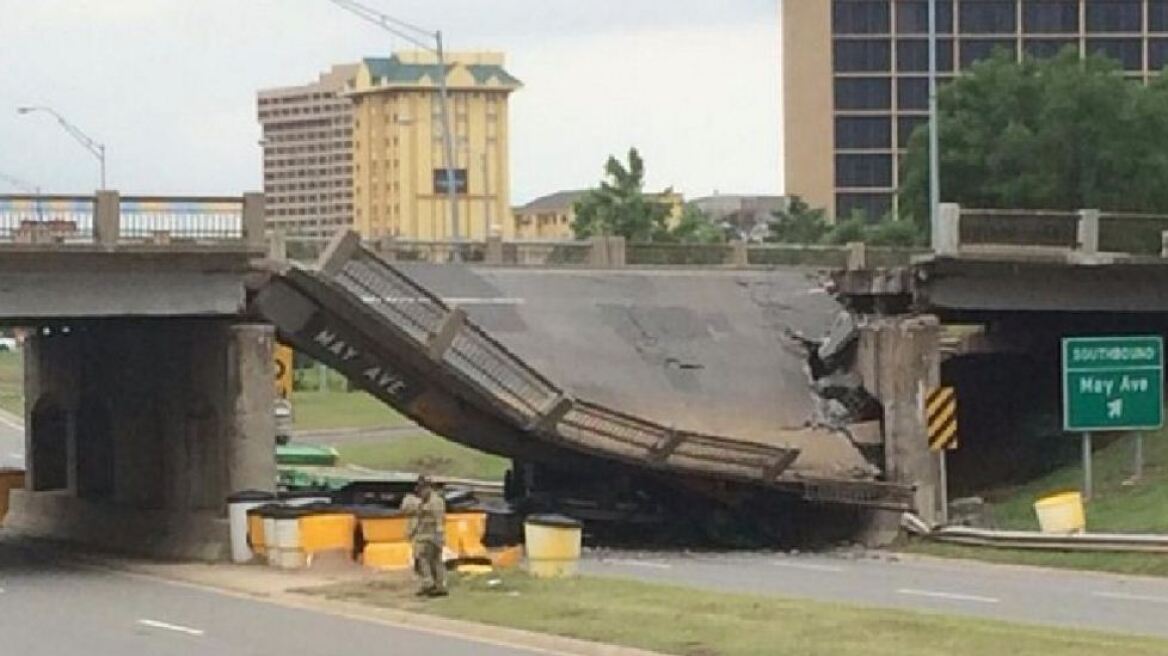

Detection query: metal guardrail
(0, 192), (261, 248)
(0, 195), (94, 242)
(939, 204), (1168, 259)
(903, 514), (1168, 553)
(959, 209), (1079, 249)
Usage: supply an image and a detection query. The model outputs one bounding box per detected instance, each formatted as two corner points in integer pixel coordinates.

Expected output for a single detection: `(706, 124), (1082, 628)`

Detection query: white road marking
(770, 560), (846, 573)
(137, 619), (205, 637)
(603, 558), (673, 570)
(896, 588), (1000, 604)
(1093, 591), (1168, 605)
(360, 295), (525, 306)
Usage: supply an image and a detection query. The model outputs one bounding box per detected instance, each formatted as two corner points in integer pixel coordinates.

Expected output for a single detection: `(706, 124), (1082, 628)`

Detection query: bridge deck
(253, 233), (912, 510)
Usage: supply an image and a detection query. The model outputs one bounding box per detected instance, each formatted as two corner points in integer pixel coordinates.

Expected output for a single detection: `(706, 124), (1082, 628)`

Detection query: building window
(832, 0), (890, 34)
(1022, 1), (1079, 33)
(1024, 38), (1079, 59)
(1150, 39), (1168, 70)
(959, 1), (1016, 34)
(433, 168), (468, 194)
(1152, 1), (1168, 32)
(895, 0), (954, 34)
(836, 193), (893, 221)
(960, 39), (1017, 68)
(1087, 38), (1144, 71)
(897, 115), (928, 148)
(897, 39), (954, 71)
(1085, 1), (1142, 33)
(834, 39), (892, 72)
(835, 116), (892, 149)
(835, 154), (893, 188)
(897, 77), (929, 110)
(834, 77), (892, 109)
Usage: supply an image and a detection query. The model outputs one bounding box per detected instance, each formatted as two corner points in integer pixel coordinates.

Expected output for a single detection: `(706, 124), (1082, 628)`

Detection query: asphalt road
(0, 409), (24, 470)
(0, 539), (538, 656)
(582, 550), (1168, 638)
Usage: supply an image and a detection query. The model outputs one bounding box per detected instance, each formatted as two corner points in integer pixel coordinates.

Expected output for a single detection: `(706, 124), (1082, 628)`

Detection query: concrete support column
(858, 315), (943, 526)
(933, 203), (961, 256)
(1077, 209), (1100, 254)
(94, 190), (120, 247)
(225, 324), (277, 495)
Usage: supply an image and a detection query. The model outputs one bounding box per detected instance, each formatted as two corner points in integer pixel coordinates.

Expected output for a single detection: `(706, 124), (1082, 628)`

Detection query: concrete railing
(934, 203), (1168, 258)
(281, 233), (926, 269)
(0, 191), (265, 249)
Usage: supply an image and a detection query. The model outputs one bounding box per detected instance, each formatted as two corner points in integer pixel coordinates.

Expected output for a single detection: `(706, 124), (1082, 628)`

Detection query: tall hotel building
(783, 0), (1168, 219)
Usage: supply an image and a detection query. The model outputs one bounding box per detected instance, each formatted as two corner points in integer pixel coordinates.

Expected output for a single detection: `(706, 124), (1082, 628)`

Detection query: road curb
(81, 556), (667, 656)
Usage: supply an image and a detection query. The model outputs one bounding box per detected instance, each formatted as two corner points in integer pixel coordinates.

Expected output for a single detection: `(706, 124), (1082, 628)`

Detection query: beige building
(512, 189), (686, 240)
(783, 0), (1168, 220)
(257, 64), (356, 238)
(347, 51), (521, 241)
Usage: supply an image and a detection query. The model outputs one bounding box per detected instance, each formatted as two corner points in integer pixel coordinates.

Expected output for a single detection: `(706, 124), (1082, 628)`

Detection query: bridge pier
(7, 320), (276, 560)
(856, 315), (943, 542)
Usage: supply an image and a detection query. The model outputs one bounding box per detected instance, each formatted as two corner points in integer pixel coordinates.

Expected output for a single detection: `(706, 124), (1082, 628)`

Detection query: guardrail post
(933, 203), (961, 256)
(267, 229), (287, 261)
(1161, 231), (1168, 258)
(729, 240), (748, 267)
(242, 192), (265, 250)
(427, 308), (467, 360)
(526, 393), (574, 432)
(94, 190), (120, 246)
(589, 236), (626, 267)
(377, 235), (397, 262)
(1077, 209), (1100, 254)
(318, 230), (362, 277)
(485, 235), (503, 265)
(846, 241), (868, 270)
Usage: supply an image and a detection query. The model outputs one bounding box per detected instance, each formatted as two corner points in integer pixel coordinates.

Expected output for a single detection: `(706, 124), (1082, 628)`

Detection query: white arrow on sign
(1108, 398), (1124, 419)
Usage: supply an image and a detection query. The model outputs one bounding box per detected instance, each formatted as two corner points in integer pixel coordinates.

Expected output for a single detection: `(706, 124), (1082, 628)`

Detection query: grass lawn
(306, 572), (1168, 656)
(290, 390), (414, 431)
(0, 350), (23, 417)
(906, 429), (1168, 575)
(336, 434), (508, 481)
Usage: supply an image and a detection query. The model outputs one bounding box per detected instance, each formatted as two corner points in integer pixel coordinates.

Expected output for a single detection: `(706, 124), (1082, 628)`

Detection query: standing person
(408, 476), (447, 597)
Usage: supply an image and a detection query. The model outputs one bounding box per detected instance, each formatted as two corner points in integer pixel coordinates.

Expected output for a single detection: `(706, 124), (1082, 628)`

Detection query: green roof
(363, 55), (521, 87)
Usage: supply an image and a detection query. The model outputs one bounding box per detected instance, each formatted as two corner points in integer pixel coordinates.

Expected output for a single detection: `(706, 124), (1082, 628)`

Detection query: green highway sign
(1062, 336), (1164, 432)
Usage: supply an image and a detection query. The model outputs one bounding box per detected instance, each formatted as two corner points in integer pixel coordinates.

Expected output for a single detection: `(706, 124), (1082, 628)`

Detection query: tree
(572, 148), (673, 241)
(900, 49), (1168, 232)
(669, 204), (727, 244)
(765, 197), (829, 243)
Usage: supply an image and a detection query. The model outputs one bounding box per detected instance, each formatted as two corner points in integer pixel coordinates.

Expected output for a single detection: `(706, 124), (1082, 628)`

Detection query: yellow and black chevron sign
(926, 386), (958, 451)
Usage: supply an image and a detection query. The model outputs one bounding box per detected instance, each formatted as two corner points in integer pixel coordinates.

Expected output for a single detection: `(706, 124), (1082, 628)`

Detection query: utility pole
(326, 0), (461, 261)
(927, 0), (941, 247)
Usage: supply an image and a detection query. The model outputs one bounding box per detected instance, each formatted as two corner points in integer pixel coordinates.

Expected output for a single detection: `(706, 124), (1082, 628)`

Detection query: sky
(0, 0), (781, 204)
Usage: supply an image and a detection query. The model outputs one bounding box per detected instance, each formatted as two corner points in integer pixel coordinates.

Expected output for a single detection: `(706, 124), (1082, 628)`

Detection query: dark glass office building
(783, 0), (1168, 219)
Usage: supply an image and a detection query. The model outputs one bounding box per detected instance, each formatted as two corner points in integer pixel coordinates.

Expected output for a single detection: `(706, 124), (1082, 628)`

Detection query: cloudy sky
(0, 0), (781, 203)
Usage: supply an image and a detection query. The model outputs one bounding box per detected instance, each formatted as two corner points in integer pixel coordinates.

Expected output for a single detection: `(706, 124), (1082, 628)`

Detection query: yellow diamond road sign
(927, 386), (958, 451)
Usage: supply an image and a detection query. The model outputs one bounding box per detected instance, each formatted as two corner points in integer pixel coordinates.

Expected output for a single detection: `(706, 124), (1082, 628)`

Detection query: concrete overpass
(0, 191), (939, 556)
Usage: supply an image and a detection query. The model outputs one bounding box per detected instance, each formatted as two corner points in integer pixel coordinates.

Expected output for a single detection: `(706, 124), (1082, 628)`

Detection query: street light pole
(927, 0), (941, 248)
(17, 106), (106, 190)
(325, 0), (462, 261)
